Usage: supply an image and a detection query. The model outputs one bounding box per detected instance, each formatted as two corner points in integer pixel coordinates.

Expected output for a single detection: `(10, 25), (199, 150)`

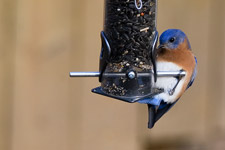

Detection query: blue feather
(159, 29), (191, 50)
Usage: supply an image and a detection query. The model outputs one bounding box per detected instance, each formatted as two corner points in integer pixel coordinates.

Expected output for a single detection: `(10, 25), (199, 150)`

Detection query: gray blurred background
(0, 0), (225, 150)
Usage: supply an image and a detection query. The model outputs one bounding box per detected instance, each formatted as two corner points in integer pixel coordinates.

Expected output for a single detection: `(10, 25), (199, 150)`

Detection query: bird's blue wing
(146, 100), (178, 128)
(154, 100), (178, 122)
(187, 56), (197, 89)
(139, 96), (179, 128)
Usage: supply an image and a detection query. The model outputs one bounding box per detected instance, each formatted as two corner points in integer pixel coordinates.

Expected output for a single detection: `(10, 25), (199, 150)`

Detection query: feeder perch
(70, 0), (186, 128)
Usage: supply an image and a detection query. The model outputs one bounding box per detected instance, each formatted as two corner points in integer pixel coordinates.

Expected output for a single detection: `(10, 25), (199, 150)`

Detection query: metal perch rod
(69, 71), (186, 77)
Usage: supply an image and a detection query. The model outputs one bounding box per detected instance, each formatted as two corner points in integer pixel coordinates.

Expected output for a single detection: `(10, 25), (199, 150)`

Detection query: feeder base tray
(92, 86), (154, 103)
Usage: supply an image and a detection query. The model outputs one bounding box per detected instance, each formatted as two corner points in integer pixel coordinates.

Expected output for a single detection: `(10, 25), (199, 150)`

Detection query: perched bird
(138, 29), (197, 128)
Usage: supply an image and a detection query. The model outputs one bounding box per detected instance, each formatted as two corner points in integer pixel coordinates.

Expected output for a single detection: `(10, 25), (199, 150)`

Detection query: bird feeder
(70, 0), (186, 128)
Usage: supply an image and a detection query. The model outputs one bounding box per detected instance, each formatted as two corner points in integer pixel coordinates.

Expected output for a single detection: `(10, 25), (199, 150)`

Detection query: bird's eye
(169, 37), (175, 43)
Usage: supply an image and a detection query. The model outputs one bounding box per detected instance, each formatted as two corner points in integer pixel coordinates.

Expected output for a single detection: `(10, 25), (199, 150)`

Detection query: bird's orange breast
(156, 42), (196, 99)
(157, 38), (195, 72)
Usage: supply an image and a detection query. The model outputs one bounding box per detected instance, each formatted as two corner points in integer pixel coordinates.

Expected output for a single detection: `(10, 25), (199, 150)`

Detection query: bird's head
(159, 29), (191, 50)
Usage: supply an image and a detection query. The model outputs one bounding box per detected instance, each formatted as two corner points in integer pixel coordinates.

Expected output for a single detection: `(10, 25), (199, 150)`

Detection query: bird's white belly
(153, 61), (185, 103)
(154, 61), (182, 91)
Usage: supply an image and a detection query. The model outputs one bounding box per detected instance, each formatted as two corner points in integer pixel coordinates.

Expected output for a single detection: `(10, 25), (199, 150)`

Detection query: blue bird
(138, 29), (197, 128)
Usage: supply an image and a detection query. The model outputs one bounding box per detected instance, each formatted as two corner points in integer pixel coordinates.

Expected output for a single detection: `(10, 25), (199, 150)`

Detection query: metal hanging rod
(69, 71), (186, 78)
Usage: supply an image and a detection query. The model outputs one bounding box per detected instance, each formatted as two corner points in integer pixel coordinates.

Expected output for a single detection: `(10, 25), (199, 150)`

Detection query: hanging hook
(135, 0), (143, 10)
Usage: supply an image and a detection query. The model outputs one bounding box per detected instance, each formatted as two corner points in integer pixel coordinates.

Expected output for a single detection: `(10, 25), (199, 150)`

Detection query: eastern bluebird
(138, 29), (197, 127)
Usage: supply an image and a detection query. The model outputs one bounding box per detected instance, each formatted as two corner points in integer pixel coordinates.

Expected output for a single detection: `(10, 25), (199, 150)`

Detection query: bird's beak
(158, 44), (165, 49)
